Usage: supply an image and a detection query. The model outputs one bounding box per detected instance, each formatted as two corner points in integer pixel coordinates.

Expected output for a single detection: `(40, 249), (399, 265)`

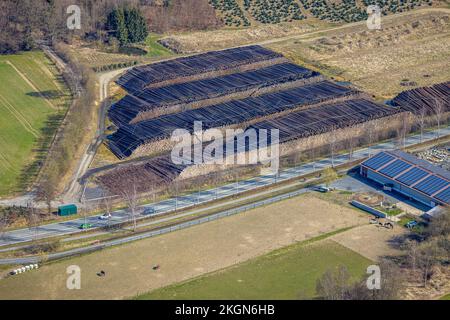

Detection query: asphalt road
(1, 126), (448, 247)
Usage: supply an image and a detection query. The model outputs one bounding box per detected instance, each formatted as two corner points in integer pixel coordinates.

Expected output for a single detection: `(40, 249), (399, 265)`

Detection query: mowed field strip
(0, 194), (369, 300)
(0, 51), (70, 196)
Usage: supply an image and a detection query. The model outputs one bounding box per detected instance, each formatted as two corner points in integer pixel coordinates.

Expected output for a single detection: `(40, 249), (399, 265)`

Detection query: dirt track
(0, 194), (367, 300)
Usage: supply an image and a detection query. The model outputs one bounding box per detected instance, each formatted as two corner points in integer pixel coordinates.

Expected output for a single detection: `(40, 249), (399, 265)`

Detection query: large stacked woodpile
(100, 46), (450, 197)
(392, 82), (450, 114)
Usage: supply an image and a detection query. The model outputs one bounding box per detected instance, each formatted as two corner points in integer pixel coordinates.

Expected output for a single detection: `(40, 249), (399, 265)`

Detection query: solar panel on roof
(395, 167), (429, 186)
(413, 175), (449, 196)
(434, 187), (450, 204)
(362, 152), (395, 170)
(378, 159), (412, 178)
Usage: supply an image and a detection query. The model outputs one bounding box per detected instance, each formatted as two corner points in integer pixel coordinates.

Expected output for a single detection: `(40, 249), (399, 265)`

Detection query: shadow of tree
(26, 90), (64, 100)
(16, 112), (66, 192)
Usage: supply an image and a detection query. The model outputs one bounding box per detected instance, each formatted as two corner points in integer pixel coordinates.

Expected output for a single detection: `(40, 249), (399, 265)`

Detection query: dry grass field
(267, 9), (450, 99)
(331, 224), (407, 261)
(138, 239), (371, 300)
(0, 193), (368, 299)
(69, 35), (174, 70)
(159, 19), (328, 53)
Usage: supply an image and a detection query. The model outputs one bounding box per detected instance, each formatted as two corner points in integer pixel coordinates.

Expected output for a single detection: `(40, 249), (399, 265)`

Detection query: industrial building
(360, 150), (450, 208)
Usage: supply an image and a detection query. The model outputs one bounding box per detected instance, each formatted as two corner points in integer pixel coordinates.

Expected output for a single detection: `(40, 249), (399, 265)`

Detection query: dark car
(142, 207), (155, 215)
(312, 186), (330, 193)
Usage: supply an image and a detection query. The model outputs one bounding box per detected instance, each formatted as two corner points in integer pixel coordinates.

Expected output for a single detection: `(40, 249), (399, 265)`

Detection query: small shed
(58, 204), (77, 216)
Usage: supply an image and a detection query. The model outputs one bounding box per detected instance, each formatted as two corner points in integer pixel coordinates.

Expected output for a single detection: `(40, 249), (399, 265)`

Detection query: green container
(58, 204), (77, 216)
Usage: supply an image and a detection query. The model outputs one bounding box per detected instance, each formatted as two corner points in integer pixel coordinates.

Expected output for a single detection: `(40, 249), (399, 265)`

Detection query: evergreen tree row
(107, 7), (149, 46)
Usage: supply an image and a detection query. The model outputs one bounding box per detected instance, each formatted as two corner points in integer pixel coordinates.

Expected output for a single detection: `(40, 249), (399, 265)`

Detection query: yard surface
(0, 193), (368, 299)
(137, 239), (371, 300)
(0, 51), (70, 196)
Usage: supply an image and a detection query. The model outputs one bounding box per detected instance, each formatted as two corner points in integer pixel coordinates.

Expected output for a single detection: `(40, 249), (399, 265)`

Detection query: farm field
(0, 194), (368, 299)
(137, 239), (371, 300)
(0, 51), (70, 197)
(266, 9), (450, 98)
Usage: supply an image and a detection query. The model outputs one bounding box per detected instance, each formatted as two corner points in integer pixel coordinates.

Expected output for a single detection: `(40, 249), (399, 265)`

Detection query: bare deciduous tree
(433, 98), (444, 139)
(121, 183), (139, 232)
(365, 122), (378, 156)
(403, 239), (420, 272)
(316, 265), (351, 300)
(417, 241), (440, 288)
(316, 260), (403, 300)
(25, 203), (40, 242)
(414, 107), (428, 143)
(35, 174), (56, 215)
(425, 209), (450, 239)
(306, 137), (316, 169)
(0, 212), (8, 241)
(329, 132), (337, 167)
(396, 112), (412, 149)
(346, 131), (356, 160)
(101, 190), (114, 229)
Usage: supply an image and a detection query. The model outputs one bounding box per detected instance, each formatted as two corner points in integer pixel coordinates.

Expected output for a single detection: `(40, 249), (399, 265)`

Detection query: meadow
(137, 239), (371, 300)
(0, 51), (70, 196)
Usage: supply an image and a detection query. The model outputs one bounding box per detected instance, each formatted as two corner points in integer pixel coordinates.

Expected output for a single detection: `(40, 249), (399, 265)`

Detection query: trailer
(58, 204), (77, 216)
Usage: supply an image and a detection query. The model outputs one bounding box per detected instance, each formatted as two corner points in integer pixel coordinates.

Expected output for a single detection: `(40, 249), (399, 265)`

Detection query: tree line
(0, 0), (148, 54)
(315, 211), (450, 300)
(106, 6), (149, 46)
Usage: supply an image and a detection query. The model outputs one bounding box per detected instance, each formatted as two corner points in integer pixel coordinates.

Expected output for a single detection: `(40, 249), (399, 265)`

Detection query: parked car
(383, 183), (394, 191)
(312, 186), (330, 193)
(142, 207), (155, 215)
(99, 213), (112, 220)
(79, 223), (93, 230)
(405, 220), (418, 229)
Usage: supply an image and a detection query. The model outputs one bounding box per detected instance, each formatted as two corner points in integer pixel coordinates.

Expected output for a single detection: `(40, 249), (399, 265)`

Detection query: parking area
(330, 172), (431, 215)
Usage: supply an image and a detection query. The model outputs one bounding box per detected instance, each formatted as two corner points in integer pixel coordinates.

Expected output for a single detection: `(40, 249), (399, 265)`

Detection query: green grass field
(0, 51), (70, 196)
(136, 239), (372, 300)
(440, 293), (450, 300)
(145, 34), (173, 58)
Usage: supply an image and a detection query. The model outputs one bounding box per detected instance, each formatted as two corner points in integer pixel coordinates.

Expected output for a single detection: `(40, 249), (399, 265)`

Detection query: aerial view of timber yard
(0, 0), (449, 309)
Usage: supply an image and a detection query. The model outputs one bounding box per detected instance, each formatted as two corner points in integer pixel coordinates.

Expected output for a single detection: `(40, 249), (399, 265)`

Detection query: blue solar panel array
(362, 152), (395, 170)
(413, 175), (449, 196)
(362, 151), (450, 204)
(396, 167), (429, 186)
(434, 187), (450, 203)
(378, 159), (411, 178)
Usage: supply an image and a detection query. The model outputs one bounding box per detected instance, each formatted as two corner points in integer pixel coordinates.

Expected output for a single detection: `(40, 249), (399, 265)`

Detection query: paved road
(0, 184), (314, 265)
(1, 126), (448, 247)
